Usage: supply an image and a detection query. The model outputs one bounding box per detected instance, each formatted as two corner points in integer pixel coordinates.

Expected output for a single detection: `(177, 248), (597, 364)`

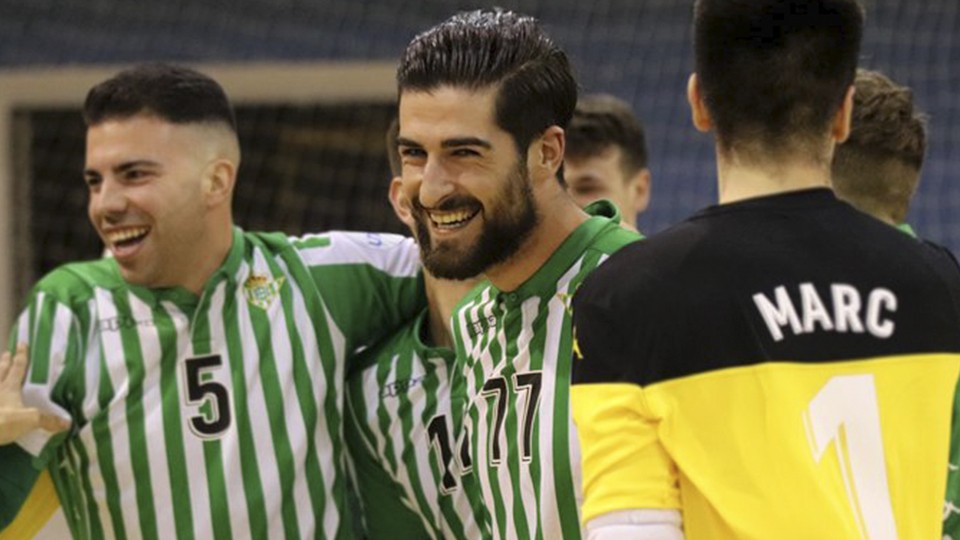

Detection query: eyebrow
(395, 136), (493, 150)
(83, 159), (161, 177)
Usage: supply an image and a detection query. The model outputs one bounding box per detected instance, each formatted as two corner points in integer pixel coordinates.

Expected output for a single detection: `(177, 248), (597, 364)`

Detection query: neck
(182, 222), (234, 295)
(485, 193), (589, 292)
(716, 147), (832, 204)
(423, 272), (477, 348)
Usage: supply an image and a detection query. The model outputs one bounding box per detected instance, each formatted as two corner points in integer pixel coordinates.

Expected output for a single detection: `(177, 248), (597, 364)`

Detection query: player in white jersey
(0, 64), (423, 540)
(395, 9), (641, 538)
(345, 119), (481, 539)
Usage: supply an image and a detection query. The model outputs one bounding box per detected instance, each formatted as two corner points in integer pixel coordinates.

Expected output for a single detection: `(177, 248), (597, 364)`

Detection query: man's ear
(832, 84), (856, 143)
(389, 176), (416, 230)
(630, 168), (652, 214)
(204, 158), (236, 208)
(530, 125), (565, 181)
(687, 73), (713, 133)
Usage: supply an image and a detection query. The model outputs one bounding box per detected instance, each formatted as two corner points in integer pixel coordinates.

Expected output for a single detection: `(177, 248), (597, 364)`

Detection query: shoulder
(348, 313), (425, 379)
(32, 258), (123, 307)
(283, 231), (419, 276)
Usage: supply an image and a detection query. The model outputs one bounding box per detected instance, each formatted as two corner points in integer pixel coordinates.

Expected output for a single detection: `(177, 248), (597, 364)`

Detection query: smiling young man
(395, 9), (641, 539)
(570, 1), (960, 538)
(0, 64), (424, 539)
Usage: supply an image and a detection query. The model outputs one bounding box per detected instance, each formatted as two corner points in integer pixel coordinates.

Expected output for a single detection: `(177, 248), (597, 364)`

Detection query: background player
(396, 9), (640, 538)
(0, 63), (423, 539)
(565, 94), (651, 232)
(832, 68), (927, 235)
(344, 119), (481, 539)
(571, 0), (960, 538)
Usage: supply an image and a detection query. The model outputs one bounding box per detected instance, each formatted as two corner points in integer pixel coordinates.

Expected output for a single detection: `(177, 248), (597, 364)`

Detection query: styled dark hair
(397, 8), (577, 155)
(693, 0), (864, 159)
(83, 63), (237, 132)
(832, 69), (927, 223)
(566, 94), (648, 177)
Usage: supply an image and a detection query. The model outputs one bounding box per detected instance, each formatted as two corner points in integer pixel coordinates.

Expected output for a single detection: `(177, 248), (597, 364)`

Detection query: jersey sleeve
(344, 367), (434, 540)
(0, 469), (59, 539)
(0, 445), (42, 530)
(293, 231), (425, 354)
(7, 275), (85, 467)
(570, 270), (681, 525)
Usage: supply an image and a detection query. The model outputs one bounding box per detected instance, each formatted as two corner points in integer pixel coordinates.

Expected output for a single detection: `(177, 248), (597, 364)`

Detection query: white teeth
(107, 227), (149, 244)
(429, 209), (476, 226)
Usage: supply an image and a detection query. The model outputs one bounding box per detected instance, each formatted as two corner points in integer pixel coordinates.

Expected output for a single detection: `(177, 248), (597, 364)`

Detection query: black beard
(412, 164), (539, 280)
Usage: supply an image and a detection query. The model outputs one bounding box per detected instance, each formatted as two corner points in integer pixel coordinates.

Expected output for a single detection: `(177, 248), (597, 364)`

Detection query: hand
(0, 343), (70, 445)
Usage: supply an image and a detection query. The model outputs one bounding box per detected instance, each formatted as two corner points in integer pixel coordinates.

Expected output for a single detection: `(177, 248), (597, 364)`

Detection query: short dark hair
(832, 69), (927, 223)
(693, 0), (864, 160)
(83, 63), (237, 132)
(566, 94), (648, 178)
(397, 8), (577, 156)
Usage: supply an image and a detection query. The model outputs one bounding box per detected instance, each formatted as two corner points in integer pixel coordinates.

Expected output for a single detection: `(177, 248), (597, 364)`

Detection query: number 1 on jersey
(804, 374), (897, 539)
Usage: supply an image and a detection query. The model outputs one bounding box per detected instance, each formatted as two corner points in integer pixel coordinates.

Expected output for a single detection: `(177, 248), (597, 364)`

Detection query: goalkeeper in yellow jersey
(570, 0), (960, 538)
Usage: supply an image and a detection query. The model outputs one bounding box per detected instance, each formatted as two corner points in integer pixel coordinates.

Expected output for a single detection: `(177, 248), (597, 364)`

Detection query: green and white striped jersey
(9, 228), (423, 540)
(344, 309), (480, 539)
(451, 201), (640, 539)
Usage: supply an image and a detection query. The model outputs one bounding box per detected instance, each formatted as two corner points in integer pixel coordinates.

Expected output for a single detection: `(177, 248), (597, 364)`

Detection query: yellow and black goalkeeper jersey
(571, 189), (960, 539)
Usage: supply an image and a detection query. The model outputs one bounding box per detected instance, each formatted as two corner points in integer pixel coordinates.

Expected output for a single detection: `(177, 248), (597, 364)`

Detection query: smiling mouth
(106, 226), (150, 251)
(424, 199), (481, 231)
(428, 207), (482, 230)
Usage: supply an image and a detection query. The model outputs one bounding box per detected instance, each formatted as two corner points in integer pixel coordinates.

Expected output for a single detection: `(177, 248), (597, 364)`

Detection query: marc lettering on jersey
(752, 283), (897, 342)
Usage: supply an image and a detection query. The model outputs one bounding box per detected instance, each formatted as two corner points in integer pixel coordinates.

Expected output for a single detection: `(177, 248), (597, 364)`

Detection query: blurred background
(0, 1), (956, 536)
(0, 0), (957, 337)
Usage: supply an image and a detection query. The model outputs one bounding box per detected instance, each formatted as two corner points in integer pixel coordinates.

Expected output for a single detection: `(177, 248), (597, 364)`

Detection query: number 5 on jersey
(184, 354), (233, 438)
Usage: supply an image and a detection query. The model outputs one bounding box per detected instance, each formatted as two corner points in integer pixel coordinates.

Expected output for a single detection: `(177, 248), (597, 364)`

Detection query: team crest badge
(243, 274), (285, 310)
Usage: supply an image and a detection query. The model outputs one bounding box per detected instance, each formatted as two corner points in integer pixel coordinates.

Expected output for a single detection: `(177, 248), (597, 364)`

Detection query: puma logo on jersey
(752, 283), (897, 342)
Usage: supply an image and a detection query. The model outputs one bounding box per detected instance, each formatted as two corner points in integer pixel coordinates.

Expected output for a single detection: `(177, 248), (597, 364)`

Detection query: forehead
(85, 115), (198, 165)
(398, 85), (505, 144)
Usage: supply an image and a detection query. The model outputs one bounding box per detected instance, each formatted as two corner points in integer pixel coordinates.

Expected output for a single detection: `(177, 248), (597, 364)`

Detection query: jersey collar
(494, 200), (622, 305)
(126, 226), (247, 310)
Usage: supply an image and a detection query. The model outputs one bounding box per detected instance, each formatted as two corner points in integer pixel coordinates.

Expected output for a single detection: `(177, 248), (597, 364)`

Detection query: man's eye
(84, 176), (101, 188)
(452, 148), (480, 157)
(400, 148), (426, 159)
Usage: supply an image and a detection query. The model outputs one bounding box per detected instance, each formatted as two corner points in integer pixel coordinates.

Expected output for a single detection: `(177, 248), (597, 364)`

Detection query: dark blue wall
(2, 0), (958, 248)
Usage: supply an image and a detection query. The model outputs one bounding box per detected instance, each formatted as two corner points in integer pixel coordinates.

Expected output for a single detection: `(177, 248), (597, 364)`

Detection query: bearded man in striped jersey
(0, 63), (424, 539)
(394, 9), (641, 538)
